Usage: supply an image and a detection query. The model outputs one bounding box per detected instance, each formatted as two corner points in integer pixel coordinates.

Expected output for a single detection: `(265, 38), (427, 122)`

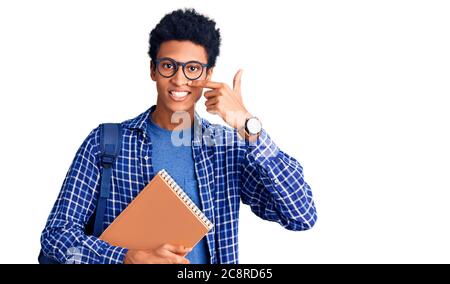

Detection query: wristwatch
(244, 116), (262, 136)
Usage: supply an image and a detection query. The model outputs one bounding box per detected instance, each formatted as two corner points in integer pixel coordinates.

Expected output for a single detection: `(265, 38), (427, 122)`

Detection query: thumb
(233, 69), (243, 95)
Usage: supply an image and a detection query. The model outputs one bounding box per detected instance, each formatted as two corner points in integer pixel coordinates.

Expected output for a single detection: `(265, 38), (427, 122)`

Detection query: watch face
(246, 117), (262, 135)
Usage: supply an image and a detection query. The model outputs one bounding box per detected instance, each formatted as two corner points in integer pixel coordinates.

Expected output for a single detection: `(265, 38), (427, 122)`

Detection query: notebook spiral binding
(159, 169), (214, 230)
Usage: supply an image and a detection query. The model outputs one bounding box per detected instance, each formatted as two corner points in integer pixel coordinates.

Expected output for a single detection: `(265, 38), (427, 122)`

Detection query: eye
(189, 66), (199, 72)
(163, 63), (174, 69)
(186, 63), (202, 73)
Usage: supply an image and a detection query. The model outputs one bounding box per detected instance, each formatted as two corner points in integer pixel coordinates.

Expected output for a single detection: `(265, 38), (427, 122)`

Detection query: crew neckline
(148, 111), (194, 137)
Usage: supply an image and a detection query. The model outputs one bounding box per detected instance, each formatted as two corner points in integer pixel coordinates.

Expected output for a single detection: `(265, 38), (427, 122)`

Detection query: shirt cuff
(246, 129), (281, 167)
(98, 241), (128, 264)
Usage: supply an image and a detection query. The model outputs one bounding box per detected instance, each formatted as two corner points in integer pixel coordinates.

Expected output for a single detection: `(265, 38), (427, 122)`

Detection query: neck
(151, 103), (195, 130)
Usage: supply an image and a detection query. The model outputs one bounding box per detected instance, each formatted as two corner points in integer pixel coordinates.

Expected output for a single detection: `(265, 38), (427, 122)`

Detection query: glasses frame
(154, 57), (209, 80)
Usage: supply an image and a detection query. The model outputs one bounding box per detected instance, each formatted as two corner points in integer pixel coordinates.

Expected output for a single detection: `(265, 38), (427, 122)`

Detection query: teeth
(170, 91), (190, 98)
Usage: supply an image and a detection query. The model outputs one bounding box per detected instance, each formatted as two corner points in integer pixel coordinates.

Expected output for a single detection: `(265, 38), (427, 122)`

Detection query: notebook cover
(99, 170), (212, 250)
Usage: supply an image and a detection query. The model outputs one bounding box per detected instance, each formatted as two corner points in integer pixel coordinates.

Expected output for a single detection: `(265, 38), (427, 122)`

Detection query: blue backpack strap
(93, 123), (122, 237)
(38, 123), (122, 264)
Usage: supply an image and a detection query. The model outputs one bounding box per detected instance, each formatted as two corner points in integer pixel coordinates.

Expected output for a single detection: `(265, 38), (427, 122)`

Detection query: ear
(205, 67), (214, 81)
(150, 61), (157, 81)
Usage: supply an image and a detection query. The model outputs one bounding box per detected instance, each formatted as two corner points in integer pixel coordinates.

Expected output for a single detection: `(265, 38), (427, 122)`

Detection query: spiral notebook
(99, 169), (213, 250)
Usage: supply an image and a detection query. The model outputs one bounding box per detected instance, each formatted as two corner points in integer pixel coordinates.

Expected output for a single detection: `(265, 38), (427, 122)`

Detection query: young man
(40, 8), (317, 264)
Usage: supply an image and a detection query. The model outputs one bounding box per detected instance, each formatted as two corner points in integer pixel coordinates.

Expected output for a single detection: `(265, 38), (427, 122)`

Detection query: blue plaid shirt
(40, 105), (317, 264)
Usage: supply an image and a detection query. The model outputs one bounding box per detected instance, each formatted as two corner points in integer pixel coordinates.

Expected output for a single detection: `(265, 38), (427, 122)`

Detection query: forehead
(157, 40), (208, 63)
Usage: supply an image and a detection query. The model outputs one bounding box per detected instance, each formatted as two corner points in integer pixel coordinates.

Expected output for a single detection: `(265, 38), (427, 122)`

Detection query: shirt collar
(122, 105), (208, 135)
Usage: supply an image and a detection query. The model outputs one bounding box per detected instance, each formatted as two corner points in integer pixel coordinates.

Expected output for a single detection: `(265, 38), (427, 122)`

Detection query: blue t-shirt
(147, 114), (210, 264)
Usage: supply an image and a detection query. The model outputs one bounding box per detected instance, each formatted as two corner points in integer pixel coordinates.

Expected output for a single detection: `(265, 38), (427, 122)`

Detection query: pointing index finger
(188, 80), (222, 89)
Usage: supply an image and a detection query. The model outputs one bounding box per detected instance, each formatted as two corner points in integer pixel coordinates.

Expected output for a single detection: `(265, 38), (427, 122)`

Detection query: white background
(0, 0), (449, 264)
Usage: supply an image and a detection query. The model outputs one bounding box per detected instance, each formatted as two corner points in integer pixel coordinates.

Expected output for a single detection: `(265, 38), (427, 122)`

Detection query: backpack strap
(93, 123), (122, 237)
(38, 123), (123, 264)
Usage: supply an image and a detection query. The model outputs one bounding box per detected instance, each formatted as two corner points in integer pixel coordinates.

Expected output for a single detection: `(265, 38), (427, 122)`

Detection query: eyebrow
(156, 57), (207, 64)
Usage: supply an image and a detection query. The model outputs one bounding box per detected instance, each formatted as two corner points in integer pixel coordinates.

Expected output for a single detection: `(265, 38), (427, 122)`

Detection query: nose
(170, 66), (188, 86)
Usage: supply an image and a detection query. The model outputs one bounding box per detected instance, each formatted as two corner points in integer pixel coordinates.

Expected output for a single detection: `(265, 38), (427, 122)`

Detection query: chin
(164, 99), (195, 113)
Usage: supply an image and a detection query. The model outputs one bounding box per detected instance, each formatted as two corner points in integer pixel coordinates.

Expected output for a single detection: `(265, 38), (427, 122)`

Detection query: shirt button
(144, 156), (149, 161)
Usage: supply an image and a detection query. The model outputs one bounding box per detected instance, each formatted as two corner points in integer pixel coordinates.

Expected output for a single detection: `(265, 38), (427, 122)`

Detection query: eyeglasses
(154, 57), (209, 80)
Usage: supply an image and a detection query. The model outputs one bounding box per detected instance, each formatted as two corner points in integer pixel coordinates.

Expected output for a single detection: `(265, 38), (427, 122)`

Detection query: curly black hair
(148, 8), (221, 68)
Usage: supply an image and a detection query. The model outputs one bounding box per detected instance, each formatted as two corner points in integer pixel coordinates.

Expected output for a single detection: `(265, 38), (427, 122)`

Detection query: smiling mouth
(169, 91), (191, 101)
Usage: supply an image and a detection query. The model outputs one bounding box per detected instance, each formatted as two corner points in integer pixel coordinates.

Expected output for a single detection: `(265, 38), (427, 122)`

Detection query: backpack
(38, 123), (123, 264)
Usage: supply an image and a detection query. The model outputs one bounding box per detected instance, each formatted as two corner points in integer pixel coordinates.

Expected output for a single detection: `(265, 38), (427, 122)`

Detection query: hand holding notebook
(123, 243), (193, 264)
(99, 169), (213, 263)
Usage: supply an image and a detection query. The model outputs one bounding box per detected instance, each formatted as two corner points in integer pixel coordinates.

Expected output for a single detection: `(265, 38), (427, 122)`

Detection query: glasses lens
(184, 62), (204, 80)
(157, 58), (177, 77)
